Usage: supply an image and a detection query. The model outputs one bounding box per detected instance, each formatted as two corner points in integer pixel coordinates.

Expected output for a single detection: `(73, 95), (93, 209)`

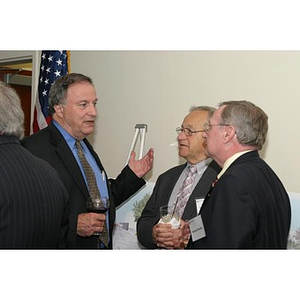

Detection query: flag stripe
(31, 51), (69, 134)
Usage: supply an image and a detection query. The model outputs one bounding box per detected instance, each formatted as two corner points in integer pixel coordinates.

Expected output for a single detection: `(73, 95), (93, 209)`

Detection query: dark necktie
(174, 165), (197, 217)
(75, 140), (108, 247)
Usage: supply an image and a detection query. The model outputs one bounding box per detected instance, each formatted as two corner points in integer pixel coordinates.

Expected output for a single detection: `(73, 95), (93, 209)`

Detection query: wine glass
(159, 205), (189, 249)
(87, 197), (110, 236)
(159, 205), (180, 228)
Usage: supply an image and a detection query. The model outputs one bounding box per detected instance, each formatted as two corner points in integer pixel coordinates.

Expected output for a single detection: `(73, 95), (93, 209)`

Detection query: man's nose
(88, 103), (97, 115)
(177, 131), (187, 141)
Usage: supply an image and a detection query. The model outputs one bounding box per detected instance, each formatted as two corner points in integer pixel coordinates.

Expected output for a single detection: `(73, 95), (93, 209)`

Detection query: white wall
(1, 50), (299, 193)
(69, 51), (300, 193)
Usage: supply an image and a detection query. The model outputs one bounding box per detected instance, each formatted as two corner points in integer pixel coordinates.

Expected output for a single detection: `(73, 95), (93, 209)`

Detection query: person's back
(218, 152), (290, 248)
(0, 136), (69, 249)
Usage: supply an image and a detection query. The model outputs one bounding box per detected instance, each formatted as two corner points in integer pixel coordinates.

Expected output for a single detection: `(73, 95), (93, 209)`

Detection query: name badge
(188, 215), (206, 242)
(195, 197), (205, 214)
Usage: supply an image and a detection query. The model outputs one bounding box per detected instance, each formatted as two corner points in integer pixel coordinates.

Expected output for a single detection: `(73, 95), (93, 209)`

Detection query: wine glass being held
(76, 212), (106, 237)
(86, 197), (110, 235)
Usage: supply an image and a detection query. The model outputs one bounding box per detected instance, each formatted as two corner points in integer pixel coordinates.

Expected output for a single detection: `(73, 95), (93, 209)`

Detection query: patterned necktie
(175, 165), (197, 218)
(75, 140), (108, 247)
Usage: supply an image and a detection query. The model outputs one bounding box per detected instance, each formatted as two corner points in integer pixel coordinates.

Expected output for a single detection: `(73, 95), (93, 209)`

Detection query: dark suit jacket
(0, 136), (69, 249)
(191, 151), (291, 249)
(22, 121), (145, 249)
(137, 160), (221, 248)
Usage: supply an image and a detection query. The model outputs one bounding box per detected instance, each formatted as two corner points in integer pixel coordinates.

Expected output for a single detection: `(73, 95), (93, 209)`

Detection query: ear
(223, 125), (236, 143)
(54, 104), (64, 118)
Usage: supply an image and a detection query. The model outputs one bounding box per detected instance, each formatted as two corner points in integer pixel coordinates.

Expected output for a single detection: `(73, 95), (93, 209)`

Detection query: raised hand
(128, 148), (154, 178)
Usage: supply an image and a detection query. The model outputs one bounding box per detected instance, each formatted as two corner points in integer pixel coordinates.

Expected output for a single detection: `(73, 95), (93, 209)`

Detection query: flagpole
(30, 51), (42, 135)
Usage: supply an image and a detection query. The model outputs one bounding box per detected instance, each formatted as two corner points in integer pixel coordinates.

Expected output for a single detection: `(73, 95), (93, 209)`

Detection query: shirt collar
(188, 157), (212, 175)
(53, 120), (77, 150)
(217, 150), (253, 179)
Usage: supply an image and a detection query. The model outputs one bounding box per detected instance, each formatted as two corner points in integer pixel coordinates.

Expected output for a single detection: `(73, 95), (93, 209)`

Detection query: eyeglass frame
(203, 122), (231, 133)
(175, 126), (206, 137)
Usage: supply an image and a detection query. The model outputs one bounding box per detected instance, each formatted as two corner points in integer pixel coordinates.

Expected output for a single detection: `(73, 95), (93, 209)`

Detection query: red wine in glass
(87, 197), (110, 237)
(87, 197), (110, 214)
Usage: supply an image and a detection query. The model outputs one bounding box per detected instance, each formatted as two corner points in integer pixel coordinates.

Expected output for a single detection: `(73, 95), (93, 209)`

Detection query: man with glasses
(191, 100), (291, 249)
(137, 106), (220, 249)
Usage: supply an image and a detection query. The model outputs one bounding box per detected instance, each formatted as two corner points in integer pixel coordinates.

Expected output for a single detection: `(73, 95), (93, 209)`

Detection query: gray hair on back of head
(0, 81), (24, 140)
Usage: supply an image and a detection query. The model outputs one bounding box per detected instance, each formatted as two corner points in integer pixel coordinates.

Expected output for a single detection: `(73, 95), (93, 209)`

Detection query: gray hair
(49, 73), (93, 115)
(190, 105), (216, 119)
(219, 100), (268, 150)
(0, 81), (24, 139)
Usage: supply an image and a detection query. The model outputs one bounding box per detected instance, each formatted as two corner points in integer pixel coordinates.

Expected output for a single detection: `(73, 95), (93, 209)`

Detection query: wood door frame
(0, 51), (41, 134)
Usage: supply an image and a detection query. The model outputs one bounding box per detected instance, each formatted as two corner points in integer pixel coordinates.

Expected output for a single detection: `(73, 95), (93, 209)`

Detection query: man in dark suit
(191, 100), (291, 249)
(137, 106), (221, 249)
(22, 73), (153, 249)
(0, 81), (69, 249)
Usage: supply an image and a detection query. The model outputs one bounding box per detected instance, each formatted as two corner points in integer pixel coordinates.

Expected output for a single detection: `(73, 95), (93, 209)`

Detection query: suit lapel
(48, 123), (89, 198)
(84, 138), (105, 171)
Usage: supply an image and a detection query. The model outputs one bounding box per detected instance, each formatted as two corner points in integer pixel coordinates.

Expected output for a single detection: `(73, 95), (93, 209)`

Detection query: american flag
(31, 50), (69, 133)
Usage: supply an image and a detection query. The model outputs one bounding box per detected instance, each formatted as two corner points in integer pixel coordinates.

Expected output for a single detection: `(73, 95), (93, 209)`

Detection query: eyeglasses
(203, 122), (231, 133)
(176, 127), (206, 137)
